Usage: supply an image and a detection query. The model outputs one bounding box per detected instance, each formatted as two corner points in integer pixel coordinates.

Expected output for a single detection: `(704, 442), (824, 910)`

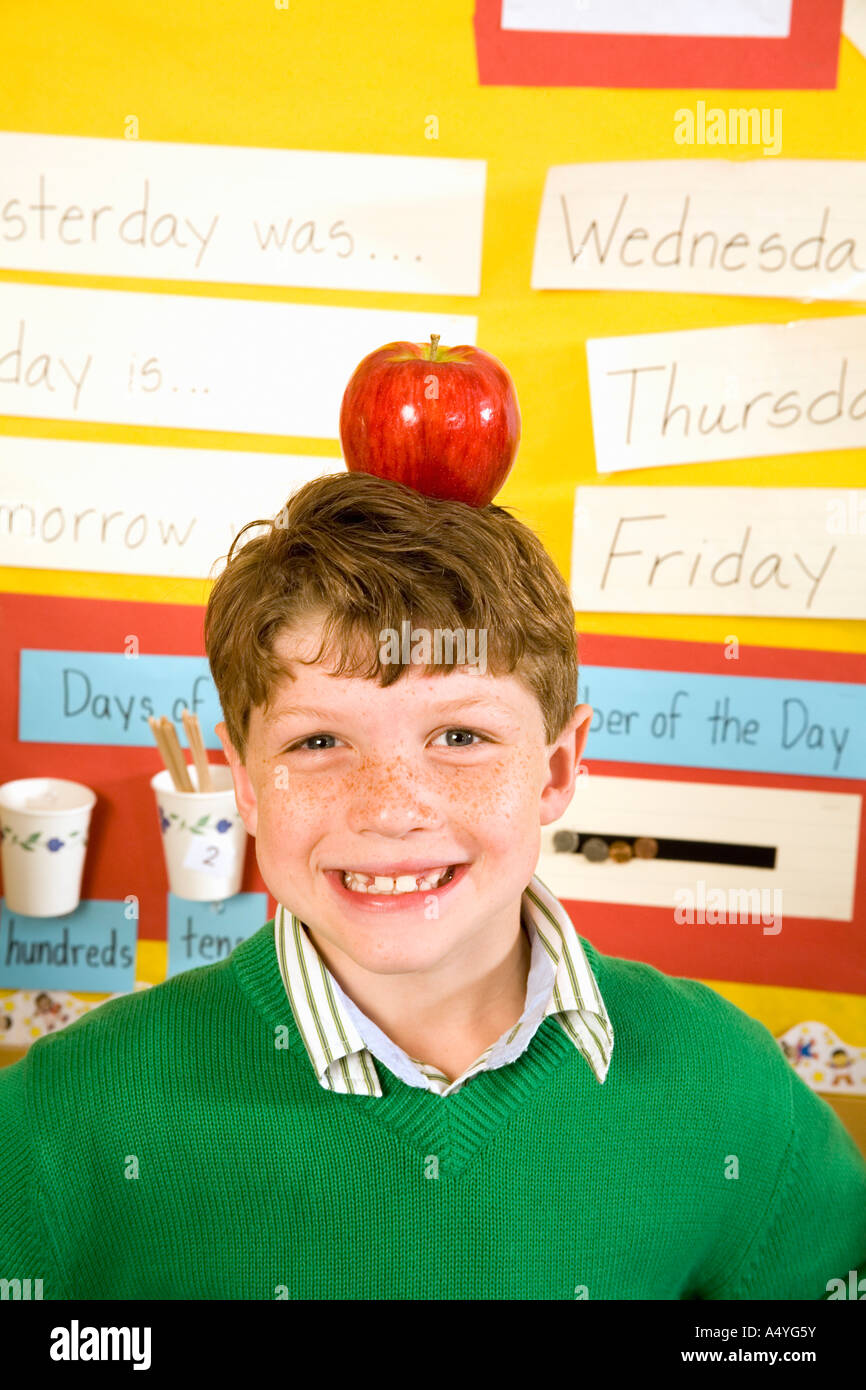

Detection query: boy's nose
(346, 758), (441, 834)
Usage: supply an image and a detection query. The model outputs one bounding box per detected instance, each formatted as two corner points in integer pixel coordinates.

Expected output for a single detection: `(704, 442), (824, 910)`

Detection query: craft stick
(161, 716), (194, 793)
(154, 715), (186, 791)
(167, 720), (193, 793)
(182, 709), (213, 792)
(160, 716), (195, 792)
(148, 715), (183, 792)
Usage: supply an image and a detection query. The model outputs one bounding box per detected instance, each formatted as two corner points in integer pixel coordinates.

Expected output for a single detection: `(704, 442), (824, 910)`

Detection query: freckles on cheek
(263, 749), (542, 838)
(450, 749), (541, 834)
(268, 769), (347, 833)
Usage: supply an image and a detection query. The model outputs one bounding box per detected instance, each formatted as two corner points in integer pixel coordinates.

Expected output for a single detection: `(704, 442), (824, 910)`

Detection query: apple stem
(429, 333), (440, 362)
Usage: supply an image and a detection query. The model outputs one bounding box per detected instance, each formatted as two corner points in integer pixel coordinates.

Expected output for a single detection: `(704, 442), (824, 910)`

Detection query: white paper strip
(532, 162), (866, 301)
(0, 283), (476, 434)
(571, 486), (866, 618)
(503, 0), (792, 37)
(843, 0), (866, 59)
(0, 438), (347, 578)
(585, 316), (866, 473)
(538, 774), (859, 922)
(0, 133), (485, 295)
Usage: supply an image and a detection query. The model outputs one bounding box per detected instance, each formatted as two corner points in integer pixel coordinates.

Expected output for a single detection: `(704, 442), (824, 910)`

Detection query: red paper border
(0, 594), (861, 993)
(0, 592), (274, 947)
(563, 632), (865, 994)
(474, 0), (842, 89)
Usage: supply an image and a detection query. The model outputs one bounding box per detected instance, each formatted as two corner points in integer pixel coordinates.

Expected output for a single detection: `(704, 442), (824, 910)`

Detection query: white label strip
(0, 283), (476, 434)
(571, 486), (866, 619)
(586, 316), (866, 473)
(537, 775), (860, 922)
(844, 0), (866, 59)
(532, 163), (866, 301)
(0, 438), (346, 579)
(0, 132), (485, 296)
(503, 0), (792, 37)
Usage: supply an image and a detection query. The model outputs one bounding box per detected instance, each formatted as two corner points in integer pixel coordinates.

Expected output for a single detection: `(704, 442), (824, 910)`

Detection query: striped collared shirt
(273, 872), (613, 1098)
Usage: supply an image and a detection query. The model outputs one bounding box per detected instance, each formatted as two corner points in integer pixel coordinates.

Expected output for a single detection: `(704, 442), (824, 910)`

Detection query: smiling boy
(1, 470), (865, 1300)
(216, 611), (586, 1088)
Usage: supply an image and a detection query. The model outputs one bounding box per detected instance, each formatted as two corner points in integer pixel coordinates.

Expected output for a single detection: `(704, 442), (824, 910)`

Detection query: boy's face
(217, 614), (592, 979)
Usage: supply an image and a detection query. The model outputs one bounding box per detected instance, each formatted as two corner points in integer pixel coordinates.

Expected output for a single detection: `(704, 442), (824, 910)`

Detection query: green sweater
(2, 919), (865, 1300)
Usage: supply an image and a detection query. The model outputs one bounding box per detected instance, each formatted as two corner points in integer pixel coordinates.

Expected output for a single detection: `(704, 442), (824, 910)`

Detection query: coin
(581, 836), (609, 862)
(634, 837), (659, 859)
(609, 839), (633, 863)
(553, 829), (580, 852)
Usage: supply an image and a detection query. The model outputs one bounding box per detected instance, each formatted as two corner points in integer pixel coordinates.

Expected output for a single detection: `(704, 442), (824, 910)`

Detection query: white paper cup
(151, 763), (247, 901)
(0, 777), (97, 917)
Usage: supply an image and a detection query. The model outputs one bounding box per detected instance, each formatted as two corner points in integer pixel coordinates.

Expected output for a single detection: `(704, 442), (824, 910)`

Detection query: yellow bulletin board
(1, 2), (865, 1063)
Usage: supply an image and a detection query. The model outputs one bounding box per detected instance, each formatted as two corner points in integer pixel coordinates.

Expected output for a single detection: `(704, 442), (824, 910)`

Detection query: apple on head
(339, 334), (521, 508)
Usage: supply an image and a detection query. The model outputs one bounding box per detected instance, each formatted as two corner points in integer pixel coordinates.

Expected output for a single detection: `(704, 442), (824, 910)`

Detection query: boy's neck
(305, 910), (534, 1086)
(406, 916), (533, 1083)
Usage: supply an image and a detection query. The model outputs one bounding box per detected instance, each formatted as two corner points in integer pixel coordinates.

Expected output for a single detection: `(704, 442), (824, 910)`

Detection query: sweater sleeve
(0, 1052), (68, 1299)
(708, 1062), (866, 1300)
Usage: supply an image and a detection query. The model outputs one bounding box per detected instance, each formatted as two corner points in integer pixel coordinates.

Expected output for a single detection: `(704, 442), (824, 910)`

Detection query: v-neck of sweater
(232, 921), (589, 1171)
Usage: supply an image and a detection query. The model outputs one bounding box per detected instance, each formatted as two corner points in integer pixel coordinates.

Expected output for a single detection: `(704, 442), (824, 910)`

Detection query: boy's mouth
(341, 864), (455, 893)
(323, 861), (470, 908)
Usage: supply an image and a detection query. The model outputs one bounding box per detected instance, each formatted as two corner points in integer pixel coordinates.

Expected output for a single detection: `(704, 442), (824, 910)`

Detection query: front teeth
(341, 866), (454, 894)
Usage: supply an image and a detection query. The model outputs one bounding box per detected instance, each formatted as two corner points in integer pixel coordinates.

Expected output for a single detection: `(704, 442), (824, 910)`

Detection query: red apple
(339, 334), (521, 507)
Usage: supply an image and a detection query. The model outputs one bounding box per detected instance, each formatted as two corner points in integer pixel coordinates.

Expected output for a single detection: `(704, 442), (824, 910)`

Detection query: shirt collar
(273, 872), (613, 1096)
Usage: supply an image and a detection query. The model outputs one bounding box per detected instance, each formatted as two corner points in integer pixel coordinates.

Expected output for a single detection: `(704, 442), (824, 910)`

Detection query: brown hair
(204, 471), (578, 764)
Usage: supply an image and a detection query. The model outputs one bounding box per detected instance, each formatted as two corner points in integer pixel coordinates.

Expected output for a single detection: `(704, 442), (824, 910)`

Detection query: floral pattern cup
(151, 763), (247, 901)
(0, 778), (97, 917)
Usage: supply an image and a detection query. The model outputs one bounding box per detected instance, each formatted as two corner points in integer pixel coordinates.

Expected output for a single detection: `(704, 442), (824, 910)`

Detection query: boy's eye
(282, 727), (487, 753)
(433, 728), (484, 747)
(285, 734), (340, 752)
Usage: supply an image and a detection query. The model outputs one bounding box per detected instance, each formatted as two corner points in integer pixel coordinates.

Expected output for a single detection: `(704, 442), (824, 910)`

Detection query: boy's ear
(572, 701), (593, 764)
(538, 703), (593, 826)
(215, 720), (258, 836)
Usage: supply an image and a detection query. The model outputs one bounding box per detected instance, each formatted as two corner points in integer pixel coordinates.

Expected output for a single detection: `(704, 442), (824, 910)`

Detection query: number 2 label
(183, 838), (237, 874)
